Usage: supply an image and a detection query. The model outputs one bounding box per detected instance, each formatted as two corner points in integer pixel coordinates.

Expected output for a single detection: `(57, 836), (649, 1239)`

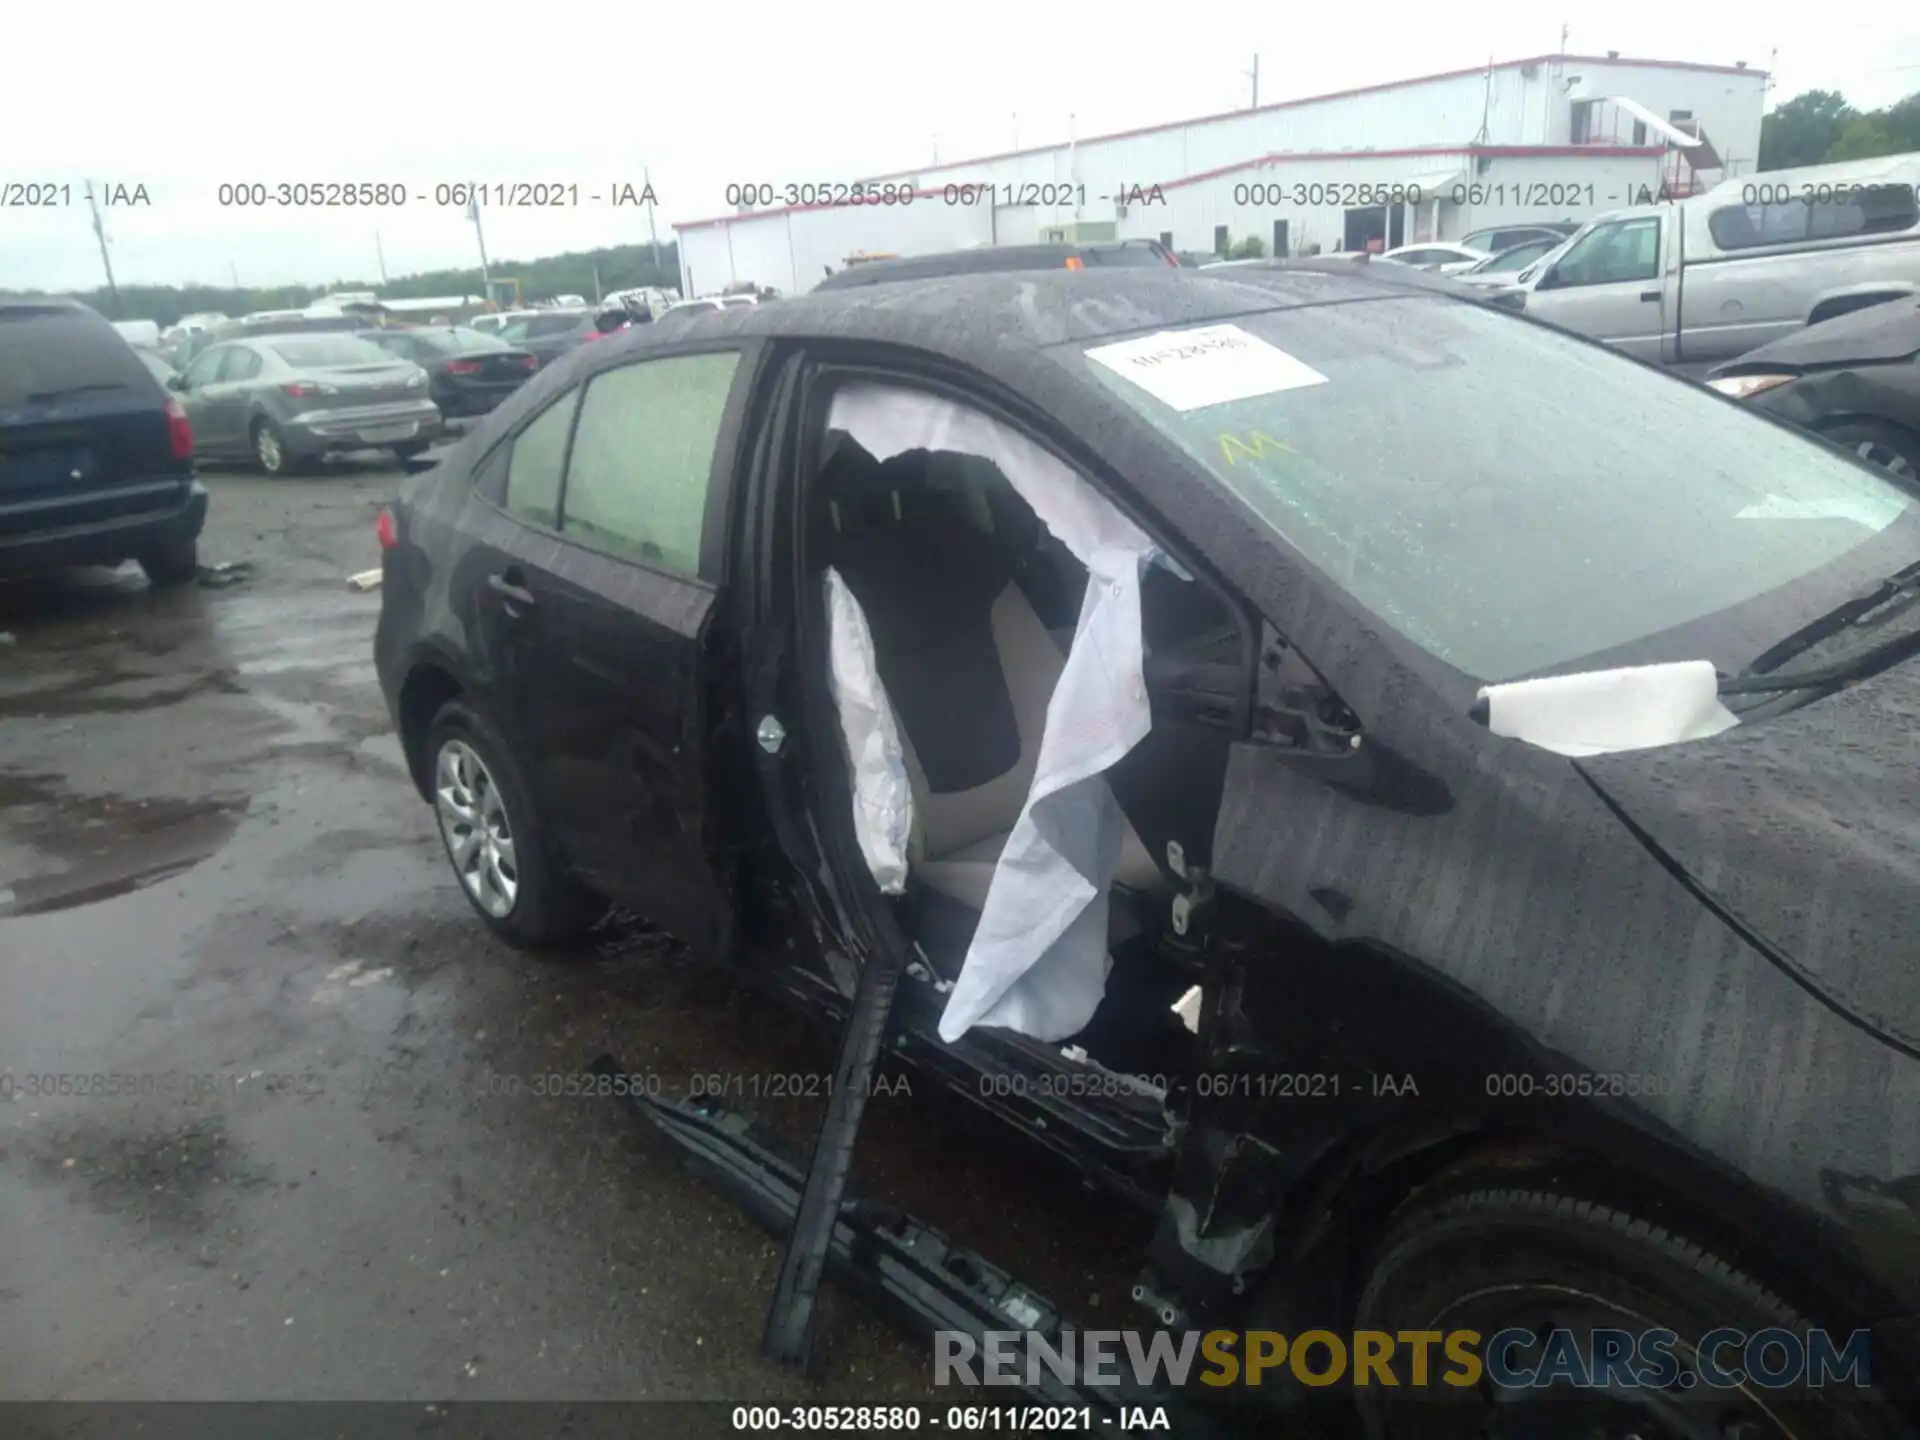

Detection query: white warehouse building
(677, 52), (1767, 296)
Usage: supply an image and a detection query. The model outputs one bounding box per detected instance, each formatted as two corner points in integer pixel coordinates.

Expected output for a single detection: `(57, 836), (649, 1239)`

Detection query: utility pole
(644, 164), (660, 267)
(1245, 54), (1259, 109)
(374, 231), (389, 284)
(467, 198), (493, 306)
(85, 184), (120, 318)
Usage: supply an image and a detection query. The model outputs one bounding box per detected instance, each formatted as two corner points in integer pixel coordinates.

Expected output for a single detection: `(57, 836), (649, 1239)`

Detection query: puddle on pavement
(16, 1114), (272, 1238)
(0, 773), (249, 918)
(0, 665), (247, 717)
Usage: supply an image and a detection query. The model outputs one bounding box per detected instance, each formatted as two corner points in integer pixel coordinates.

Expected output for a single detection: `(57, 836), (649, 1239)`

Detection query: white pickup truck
(1498, 152), (1920, 369)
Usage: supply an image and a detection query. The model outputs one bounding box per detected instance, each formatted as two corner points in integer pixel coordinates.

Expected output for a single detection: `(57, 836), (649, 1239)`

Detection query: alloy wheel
(433, 738), (519, 918)
(255, 422), (285, 473)
(1850, 439), (1916, 481)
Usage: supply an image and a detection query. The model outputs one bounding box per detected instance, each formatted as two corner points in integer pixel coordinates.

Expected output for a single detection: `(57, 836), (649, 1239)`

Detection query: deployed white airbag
(824, 566), (914, 895)
(1478, 660), (1739, 758)
(825, 384), (1159, 1043)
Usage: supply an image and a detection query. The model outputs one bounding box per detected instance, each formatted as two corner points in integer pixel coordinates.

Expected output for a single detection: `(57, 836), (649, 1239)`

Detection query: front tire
(425, 699), (606, 950)
(1353, 1173), (1901, 1439)
(1821, 419), (1920, 486)
(139, 537), (199, 587)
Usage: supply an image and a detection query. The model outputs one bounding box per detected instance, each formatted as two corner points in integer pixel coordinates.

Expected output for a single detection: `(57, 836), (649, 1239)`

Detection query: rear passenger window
(504, 393), (578, 528)
(558, 351), (741, 576)
(1709, 188), (1920, 250)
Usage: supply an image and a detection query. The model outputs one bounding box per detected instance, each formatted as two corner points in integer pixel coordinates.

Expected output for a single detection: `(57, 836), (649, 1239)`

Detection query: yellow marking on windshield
(1219, 430), (1295, 467)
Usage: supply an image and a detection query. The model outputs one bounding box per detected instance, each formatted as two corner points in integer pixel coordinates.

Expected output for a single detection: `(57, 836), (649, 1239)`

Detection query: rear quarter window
(0, 306), (159, 407)
(1709, 186), (1920, 250)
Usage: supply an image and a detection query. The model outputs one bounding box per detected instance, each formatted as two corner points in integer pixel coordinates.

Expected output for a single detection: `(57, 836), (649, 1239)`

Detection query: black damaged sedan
(375, 264), (1920, 1437)
(1708, 296), (1920, 483)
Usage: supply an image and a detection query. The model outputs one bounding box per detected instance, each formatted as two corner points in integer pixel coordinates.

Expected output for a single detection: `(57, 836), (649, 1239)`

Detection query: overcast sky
(5, 2), (1917, 293)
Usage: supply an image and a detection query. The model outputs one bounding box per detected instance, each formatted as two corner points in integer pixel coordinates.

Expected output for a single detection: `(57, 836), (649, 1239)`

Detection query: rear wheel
(1820, 420), (1920, 485)
(1353, 1173), (1901, 1440)
(139, 537), (199, 588)
(424, 698), (605, 950)
(252, 417), (302, 476)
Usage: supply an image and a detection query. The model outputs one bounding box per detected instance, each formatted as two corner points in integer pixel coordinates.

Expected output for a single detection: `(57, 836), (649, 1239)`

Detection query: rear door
(176, 345), (242, 452)
(0, 304), (185, 504)
(1525, 214), (1668, 362)
(530, 345), (754, 955)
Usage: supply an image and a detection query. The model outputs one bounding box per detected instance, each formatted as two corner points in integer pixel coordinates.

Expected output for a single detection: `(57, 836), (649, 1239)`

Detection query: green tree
(1226, 234), (1267, 260)
(1759, 89), (1855, 170)
(1825, 113), (1902, 162)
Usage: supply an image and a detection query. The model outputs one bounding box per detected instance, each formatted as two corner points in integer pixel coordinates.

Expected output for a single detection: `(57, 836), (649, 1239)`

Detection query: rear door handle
(1640, 290), (1661, 302)
(488, 569), (536, 612)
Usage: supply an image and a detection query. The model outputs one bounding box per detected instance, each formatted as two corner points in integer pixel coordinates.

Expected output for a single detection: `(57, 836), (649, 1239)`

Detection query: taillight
(375, 507), (398, 550)
(520, 355), (538, 368)
(446, 360), (482, 375)
(281, 381), (333, 398)
(1064, 255), (1084, 270)
(165, 396), (193, 459)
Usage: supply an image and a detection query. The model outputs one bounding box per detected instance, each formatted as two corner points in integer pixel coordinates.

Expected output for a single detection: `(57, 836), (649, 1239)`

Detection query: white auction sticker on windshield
(1086, 324), (1328, 412)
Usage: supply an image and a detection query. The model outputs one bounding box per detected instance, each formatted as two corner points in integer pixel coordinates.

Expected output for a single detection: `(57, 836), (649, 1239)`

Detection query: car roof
(1, 294), (95, 313)
(593, 262), (1495, 363)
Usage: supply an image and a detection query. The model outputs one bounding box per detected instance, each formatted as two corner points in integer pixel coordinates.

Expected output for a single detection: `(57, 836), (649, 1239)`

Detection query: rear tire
(1820, 419), (1920, 486)
(424, 698), (606, 951)
(1352, 1171), (1903, 1439)
(252, 417), (303, 476)
(139, 537), (199, 588)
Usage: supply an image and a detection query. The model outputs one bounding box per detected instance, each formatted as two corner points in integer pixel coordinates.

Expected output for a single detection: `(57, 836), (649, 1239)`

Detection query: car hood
(1575, 656), (1920, 1054)
(1713, 298), (1920, 376)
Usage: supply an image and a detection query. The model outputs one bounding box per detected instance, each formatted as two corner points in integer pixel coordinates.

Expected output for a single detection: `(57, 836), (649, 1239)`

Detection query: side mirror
(167, 373), (188, 391)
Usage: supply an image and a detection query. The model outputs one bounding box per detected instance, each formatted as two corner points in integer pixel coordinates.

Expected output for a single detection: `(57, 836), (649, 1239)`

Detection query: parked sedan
(1707, 297), (1920, 482)
(378, 265), (1920, 1435)
(168, 333), (441, 475)
(1452, 236), (1566, 287)
(1376, 241), (1493, 274)
(493, 309), (599, 369)
(1457, 221), (1581, 254)
(361, 326), (539, 419)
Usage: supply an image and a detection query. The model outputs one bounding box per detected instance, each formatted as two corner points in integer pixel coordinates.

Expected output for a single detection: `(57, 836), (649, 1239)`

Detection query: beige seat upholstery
(903, 581), (1168, 910)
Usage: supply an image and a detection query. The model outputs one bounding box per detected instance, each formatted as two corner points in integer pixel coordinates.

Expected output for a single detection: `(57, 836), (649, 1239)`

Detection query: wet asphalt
(0, 450), (1175, 1412)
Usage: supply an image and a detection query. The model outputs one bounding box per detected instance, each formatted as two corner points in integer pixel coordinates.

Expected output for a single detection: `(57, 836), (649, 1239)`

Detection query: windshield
(1477, 242), (1554, 273)
(270, 336), (392, 368)
(1077, 300), (1920, 681)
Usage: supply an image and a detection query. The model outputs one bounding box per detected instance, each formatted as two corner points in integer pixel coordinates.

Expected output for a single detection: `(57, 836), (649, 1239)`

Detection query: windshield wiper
(23, 382), (130, 402)
(1719, 560), (1920, 695)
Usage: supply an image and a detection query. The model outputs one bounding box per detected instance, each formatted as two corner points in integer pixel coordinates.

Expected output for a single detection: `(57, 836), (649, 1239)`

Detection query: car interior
(798, 418), (1247, 1084)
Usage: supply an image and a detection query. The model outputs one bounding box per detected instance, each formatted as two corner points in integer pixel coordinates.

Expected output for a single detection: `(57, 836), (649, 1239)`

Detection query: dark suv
(0, 298), (206, 585)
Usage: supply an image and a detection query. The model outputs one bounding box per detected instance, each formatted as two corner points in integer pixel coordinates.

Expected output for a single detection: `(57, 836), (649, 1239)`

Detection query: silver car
(167, 333), (441, 475)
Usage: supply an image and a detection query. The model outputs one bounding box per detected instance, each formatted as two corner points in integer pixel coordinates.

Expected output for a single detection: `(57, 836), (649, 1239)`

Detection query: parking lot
(0, 452), (1158, 1412)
